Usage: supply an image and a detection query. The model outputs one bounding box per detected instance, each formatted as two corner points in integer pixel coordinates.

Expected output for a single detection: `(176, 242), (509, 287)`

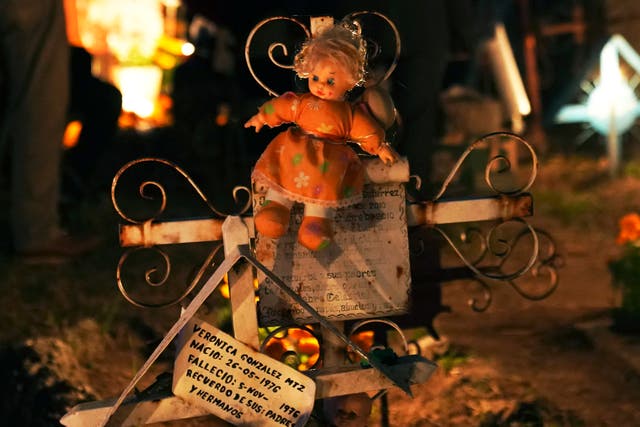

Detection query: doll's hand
(377, 143), (399, 165)
(244, 113), (266, 132)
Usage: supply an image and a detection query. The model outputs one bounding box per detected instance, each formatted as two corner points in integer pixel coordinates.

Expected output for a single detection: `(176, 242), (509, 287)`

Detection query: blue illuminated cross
(555, 35), (640, 175)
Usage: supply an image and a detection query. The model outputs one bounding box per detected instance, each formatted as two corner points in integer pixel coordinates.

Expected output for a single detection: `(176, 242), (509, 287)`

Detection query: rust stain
(255, 240), (274, 262)
(516, 195), (533, 217)
(396, 265), (404, 278)
(424, 201), (435, 227)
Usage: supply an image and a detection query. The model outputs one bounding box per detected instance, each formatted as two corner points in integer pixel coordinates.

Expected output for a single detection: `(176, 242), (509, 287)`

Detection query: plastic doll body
(245, 24), (399, 250)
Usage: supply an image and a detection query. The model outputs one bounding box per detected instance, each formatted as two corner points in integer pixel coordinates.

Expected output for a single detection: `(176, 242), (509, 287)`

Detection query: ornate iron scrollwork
(244, 16), (310, 97)
(460, 227), (562, 312)
(505, 227), (561, 301)
(111, 158), (250, 308)
(434, 219), (539, 282)
(409, 132), (559, 310)
(116, 243), (224, 309)
(430, 131), (538, 200)
(244, 11), (401, 96)
(111, 157), (251, 223)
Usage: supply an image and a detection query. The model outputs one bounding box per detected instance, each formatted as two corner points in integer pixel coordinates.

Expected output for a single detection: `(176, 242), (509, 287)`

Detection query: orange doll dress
(252, 91), (386, 207)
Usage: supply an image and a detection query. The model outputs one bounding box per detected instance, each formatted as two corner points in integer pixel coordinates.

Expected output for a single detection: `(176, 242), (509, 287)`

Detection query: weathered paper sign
(173, 318), (315, 426)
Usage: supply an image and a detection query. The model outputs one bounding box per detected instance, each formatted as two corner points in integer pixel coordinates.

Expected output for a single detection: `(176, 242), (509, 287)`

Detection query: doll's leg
(254, 189), (293, 238)
(298, 204), (334, 251)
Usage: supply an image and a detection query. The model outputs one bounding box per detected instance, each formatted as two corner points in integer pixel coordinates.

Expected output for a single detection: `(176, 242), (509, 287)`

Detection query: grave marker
(253, 158), (411, 325)
(173, 317), (316, 426)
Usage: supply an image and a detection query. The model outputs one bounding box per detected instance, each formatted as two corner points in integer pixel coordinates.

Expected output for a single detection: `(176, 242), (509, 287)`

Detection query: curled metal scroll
(456, 227), (488, 267)
(432, 132), (538, 201)
(244, 16), (310, 97)
(244, 11), (401, 97)
(344, 11), (401, 86)
(503, 228), (561, 301)
(463, 277), (493, 312)
(111, 157), (251, 224)
(458, 227), (560, 312)
(434, 218), (540, 282)
(116, 242), (224, 309)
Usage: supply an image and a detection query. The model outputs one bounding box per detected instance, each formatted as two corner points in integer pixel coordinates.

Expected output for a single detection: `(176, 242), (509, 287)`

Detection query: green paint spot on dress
(263, 103), (275, 114)
(319, 161), (330, 173)
(292, 153), (303, 166)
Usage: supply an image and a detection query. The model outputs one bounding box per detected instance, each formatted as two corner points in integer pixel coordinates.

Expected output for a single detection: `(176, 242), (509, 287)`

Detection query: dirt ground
(2, 133), (640, 426)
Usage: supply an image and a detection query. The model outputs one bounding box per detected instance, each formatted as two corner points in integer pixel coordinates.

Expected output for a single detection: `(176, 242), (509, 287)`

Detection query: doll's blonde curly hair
(294, 21), (367, 88)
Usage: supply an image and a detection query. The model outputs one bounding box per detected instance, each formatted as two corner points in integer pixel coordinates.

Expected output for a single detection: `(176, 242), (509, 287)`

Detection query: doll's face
(307, 58), (355, 101)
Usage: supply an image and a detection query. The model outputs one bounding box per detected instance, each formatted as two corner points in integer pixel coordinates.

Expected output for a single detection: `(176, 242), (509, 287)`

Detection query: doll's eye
(312, 75), (319, 82)
(327, 78), (335, 86)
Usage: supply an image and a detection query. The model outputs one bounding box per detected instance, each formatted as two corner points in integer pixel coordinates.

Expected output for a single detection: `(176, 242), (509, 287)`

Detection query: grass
(623, 160), (640, 179)
(435, 346), (471, 374)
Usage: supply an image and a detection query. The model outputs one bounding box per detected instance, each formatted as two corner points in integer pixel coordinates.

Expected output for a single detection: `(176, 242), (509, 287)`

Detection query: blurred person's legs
(0, 0), (99, 261)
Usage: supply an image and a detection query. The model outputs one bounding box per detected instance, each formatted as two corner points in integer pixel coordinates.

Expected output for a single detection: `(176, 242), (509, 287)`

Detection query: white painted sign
(253, 178), (411, 325)
(173, 318), (315, 426)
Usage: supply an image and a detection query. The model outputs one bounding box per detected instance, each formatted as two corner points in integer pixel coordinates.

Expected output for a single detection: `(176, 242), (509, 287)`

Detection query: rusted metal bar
(407, 193), (533, 227)
(119, 217), (231, 247)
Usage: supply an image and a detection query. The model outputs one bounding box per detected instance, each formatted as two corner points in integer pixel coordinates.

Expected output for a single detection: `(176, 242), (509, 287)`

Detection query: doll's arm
(376, 143), (399, 165)
(244, 92), (299, 133)
(244, 111), (267, 133)
(351, 104), (398, 165)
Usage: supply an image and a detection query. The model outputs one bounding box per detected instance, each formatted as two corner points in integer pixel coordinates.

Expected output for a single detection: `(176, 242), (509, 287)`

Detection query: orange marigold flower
(617, 213), (640, 245)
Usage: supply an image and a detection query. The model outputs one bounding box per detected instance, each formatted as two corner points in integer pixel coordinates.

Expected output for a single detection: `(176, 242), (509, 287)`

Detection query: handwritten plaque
(173, 318), (315, 426)
(253, 160), (411, 325)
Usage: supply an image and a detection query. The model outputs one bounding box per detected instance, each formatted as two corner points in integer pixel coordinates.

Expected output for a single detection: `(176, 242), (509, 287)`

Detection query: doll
(244, 22), (399, 251)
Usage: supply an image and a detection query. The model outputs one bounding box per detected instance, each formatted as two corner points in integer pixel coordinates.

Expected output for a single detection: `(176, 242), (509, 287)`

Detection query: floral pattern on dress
(294, 172), (310, 188)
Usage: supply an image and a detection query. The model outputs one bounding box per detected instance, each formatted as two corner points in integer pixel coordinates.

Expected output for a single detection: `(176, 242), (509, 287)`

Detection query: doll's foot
(298, 216), (333, 251)
(255, 200), (291, 238)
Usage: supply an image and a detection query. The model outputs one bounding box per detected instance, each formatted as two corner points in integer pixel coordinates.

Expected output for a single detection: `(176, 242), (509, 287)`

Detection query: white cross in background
(555, 35), (640, 175)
